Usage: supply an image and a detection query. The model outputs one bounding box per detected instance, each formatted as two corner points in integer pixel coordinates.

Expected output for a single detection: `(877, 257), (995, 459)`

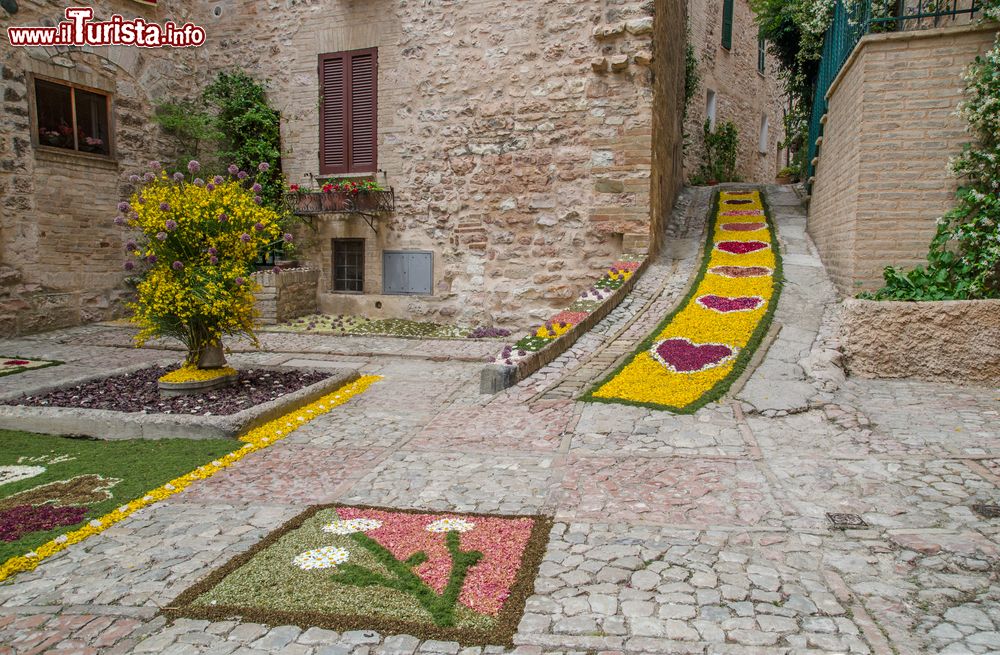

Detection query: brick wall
(683, 0), (788, 184)
(808, 23), (997, 296)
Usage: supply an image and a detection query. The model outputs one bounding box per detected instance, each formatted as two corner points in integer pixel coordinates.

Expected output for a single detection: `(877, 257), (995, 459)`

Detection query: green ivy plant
(863, 30), (1000, 301)
(693, 120), (740, 184)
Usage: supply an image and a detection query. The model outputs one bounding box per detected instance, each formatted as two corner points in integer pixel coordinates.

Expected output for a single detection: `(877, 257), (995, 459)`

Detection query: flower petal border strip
(0, 375), (382, 583)
(581, 189), (782, 413)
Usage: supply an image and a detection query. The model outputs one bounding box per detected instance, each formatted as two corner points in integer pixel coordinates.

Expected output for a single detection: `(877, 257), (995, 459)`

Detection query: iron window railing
(806, 0), (981, 184)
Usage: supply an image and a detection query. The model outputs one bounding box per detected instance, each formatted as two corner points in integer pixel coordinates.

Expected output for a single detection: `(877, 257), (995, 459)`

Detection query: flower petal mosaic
(166, 505), (552, 647)
(584, 190), (781, 412)
(0, 357), (61, 378)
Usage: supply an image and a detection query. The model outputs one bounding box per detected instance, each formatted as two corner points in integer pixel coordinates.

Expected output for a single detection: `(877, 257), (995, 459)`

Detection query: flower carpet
(583, 190), (781, 412)
(264, 315), (511, 340)
(0, 375), (380, 583)
(166, 504), (551, 647)
(0, 357), (61, 378)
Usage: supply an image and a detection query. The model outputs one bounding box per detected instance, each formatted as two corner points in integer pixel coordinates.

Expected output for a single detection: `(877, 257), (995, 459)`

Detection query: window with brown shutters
(319, 48), (377, 175)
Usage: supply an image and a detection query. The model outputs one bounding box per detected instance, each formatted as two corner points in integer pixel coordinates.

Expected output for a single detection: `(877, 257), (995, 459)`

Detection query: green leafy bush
(693, 120), (740, 184)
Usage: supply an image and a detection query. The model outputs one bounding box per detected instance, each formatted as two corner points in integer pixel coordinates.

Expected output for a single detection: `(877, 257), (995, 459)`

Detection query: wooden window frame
(721, 0), (734, 50)
(332, 238), (365, 294)
(318, 48), (378, 176)
(28, 73), (115, 161)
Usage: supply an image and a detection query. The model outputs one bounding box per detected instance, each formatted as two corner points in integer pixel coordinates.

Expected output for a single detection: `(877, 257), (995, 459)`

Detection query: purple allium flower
(129, 211), (139, 221)
(283, 233), (294, 243)
(147, 255), (158, 264)
(171, 260), (184, 271)
(218, 213), (229, 223)
(208, 247), (218, 255)
(254, 222), (265, 232)
(117, 201), (130, 213)
(251, 183), (262, 193)
(237, 171), (248, 180)
(165, 219), (178, 231)
(228, 164), (239, 175)
(213, 176), (224, 185)
(159, 202), (170, 212)
(254, 195), (263, 205)
(128, 174), (141, 184)
(235, 276), (245, 286)
(240, 233), (251, 243)
(193, 178), (205, 187)
(187, 160), (200, 173)
(173, 172), (184, 183)
(148, 160), (161, 170)
(258, 162), (270, 172)
(125, 240), (137, 251)
(156, 232), (167, 241)
(143, 172), (156, 182)
(114, 216), (126, 226)
(123, 261), (135, 271)
(206, 183), (215, 192)
(210, 256), (219, 265)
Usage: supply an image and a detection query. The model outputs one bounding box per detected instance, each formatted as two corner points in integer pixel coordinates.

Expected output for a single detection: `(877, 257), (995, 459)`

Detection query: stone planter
(841, 298), (1000, 385)
(158, 370), (239, 398)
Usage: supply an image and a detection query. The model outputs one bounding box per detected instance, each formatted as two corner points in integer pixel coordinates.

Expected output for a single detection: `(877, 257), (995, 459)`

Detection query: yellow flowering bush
(118, 160), (290, 367)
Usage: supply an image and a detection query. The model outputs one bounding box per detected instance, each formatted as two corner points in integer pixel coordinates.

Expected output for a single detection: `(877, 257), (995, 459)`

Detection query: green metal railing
(807, 0), (980, 185)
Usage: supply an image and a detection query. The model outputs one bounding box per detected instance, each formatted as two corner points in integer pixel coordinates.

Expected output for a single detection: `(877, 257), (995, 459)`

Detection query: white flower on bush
(293, 546), (350, 570)
(426, 518), (475, 533)
(322, 518), (382, 535)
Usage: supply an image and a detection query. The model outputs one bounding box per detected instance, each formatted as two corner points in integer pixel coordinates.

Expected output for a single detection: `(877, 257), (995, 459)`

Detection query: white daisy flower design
(426, 518), (475, 533)
(322, 518), (383, 535)
(293, 546), (350, 570)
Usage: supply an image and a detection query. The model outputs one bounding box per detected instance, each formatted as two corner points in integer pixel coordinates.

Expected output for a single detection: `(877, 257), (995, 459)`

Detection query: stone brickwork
(841, 298), (1000, 385)
(253, 268), (319, 325)
(683, 0), (788, 183)
(0, 0), (687, 336)
(808, 23), (997, 296)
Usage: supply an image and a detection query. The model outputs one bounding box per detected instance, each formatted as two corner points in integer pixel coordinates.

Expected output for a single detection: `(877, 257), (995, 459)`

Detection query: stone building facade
(0, 0), (686, 337)
(683, 0), (788, 183)
(807, 23), (997, 296)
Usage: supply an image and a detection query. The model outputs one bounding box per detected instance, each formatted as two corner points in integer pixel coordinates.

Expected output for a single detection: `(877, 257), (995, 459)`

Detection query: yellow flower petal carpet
(0, 375), (381, 583)
(582, 190), (782, 413)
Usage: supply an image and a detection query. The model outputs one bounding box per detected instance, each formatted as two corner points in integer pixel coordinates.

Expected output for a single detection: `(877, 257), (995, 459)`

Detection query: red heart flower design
(717, 241), (769, 255)
(696, 295), (765, 313)
(651, 338), (737, 373)
(721, 222), (766, 232)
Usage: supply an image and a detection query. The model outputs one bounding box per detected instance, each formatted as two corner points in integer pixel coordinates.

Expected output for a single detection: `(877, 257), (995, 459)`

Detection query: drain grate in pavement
(971, 504), (1000, 519)
(826, 512), (868, 529)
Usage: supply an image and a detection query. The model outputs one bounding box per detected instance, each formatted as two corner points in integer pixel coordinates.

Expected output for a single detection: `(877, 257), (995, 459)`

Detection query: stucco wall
(683, 0), (788, 183)
(808, 23), (998, 297)
(841, 298), (1000, 385)
(0, 0), (687, 336)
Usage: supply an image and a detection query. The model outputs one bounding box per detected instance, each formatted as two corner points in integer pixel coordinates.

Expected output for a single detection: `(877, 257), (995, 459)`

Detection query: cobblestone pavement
(2, 186), (1000, 654)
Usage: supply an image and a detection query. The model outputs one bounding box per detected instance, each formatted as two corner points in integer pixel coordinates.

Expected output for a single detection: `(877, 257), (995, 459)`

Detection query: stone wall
(683, 0), (788, 184)
(253, 268), (319, 325)
(841, 298), (1000, 385)
(0, 0), (209, 337)
(808, 23), (997, 296)
(0, 0), (687, 336)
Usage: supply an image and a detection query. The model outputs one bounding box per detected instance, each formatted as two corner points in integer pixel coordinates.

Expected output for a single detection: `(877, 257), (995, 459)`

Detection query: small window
(758, 36), (766, 73)
(332, 239), (365, 293)
(34, 78), (111, 156)
(759, 115), (770, 154)
(383, 251), (433, 296)
(705, 90), (717, 132)
(721, 0), (734, 50)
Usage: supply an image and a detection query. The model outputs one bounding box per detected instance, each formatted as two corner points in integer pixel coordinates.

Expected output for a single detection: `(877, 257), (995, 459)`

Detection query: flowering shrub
(120, 160), (289, 366)
(865, 31), (1000, 300)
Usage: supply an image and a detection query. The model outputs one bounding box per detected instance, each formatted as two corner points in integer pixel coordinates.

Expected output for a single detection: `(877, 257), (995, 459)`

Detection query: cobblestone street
(1, 187), (999, 654)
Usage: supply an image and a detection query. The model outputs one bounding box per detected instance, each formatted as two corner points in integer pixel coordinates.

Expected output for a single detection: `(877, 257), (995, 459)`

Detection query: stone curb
(480, 256), (653, 394)
(0, 366), (359, 441)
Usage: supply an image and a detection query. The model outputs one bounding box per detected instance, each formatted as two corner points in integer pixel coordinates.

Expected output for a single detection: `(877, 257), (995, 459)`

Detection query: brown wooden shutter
(348, 50), (377, 173)
(319, 53), (347, 175)
(319, 48), (377, 175)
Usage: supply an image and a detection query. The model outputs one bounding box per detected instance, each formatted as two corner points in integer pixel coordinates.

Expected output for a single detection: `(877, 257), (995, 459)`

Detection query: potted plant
(776, 166), (799, 185)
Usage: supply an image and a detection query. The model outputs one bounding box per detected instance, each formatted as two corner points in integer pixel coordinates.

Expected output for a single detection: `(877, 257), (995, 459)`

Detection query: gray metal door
(383, 251), (432, 295)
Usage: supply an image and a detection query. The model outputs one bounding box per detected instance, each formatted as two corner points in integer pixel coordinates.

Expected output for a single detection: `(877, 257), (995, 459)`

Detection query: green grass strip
(579, 188), (784, 414)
